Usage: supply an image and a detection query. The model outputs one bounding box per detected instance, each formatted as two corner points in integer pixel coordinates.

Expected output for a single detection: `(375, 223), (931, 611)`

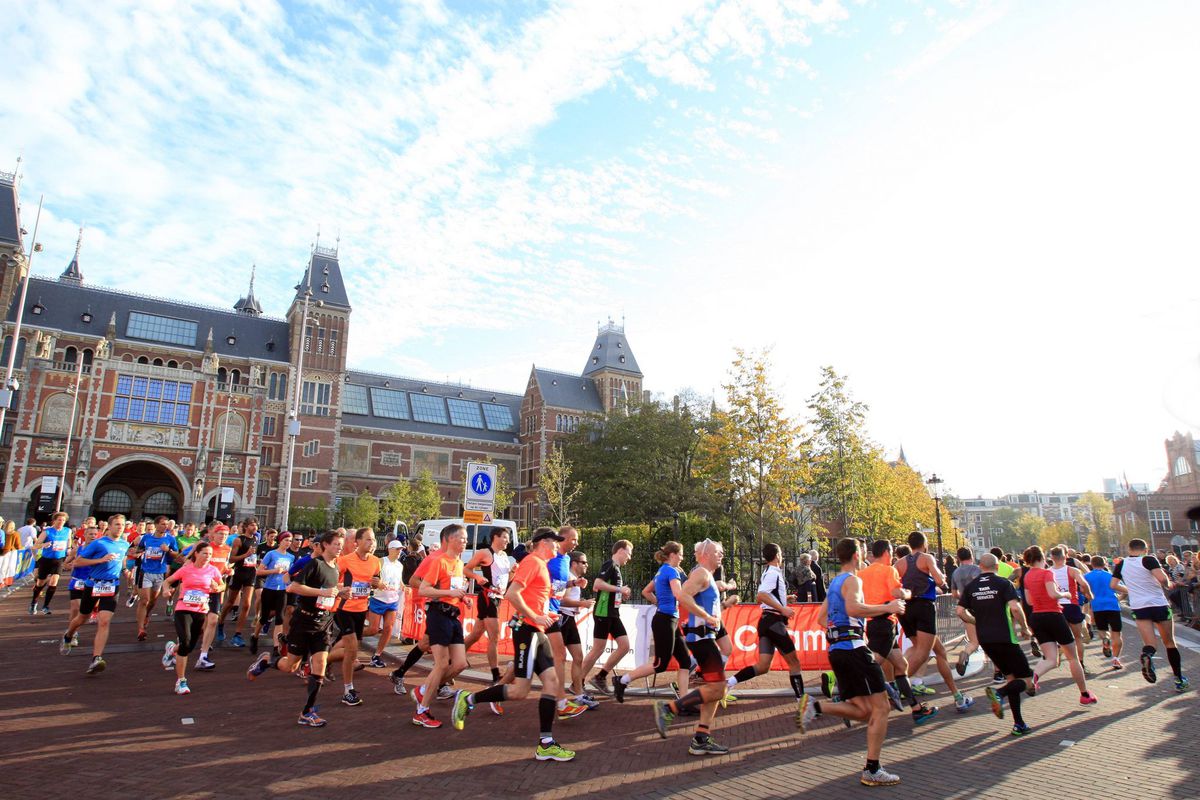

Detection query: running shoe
(230, 633), (246, 648)
(954, 692), (974, 713)
(653, 700), (675, 739)
(1102, 640), (1112, 659)
(369, 655), (386, 669)
(992, 670), (1005, 684)
(796, 694), (814, 732)
(162, 641), (177, 669)
(1140, 652), (1157, 684)
(1175, 676), (1190, 693)
(911, 683), (935, 697)
(985, 686), (1004, 719)
(669, 680), (680, 698)
(614, 677), (627, 703)
(59, 635), (72, 656)
(435, 684), (455, 701)
(40, 607), (52, 616)
(820, 670), (835, 698)
(216, 624), (225, 643)
(164, 656), (176, 670)
(576, 694), (600, 711)
(125, 593), (138, 608)
(861, 768), (901, 787)
(1026, 674), (1039, 697)
(688, 737), (730, 756)
(1079, 692), (1098, 705)
(411, 684), (427, 706)
(411, 710), (442, 728)
(912, 705), (938, 726)
(1112, 658), (1122, 671)
(137, 629), (147, 642)
(1085, 623), (1095, 642)
(71, 633), (80, 647)
(300, 663), (311, 679)
(451, 689), (473, 730)
(1030, 641), (1042, 659)
(298, 709), (327, 727)
(247, 652), (271, 680)
(557, 700), (587, 720)
(1010, 722), (1032, 737)
(393, 675), (407, 696)
(955, 648), (970, 676)
(175, 678), (191, 695)
(884, 682), (904, 712)
(29, 601), (36, 615)
(249, 635), (259, 655)
(196, 655), (216, 671)
(341, 689), (363, 706)
(86, 656), (106, 675)
(724, 692), (738, 704)
(535, 741), (576, 762)
(588, 675), (610, 696)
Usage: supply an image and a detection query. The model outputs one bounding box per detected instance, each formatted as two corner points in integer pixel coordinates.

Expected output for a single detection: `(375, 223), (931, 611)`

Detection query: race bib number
(145, 549), (163, 561)
(52, 540), (68, 554)
(449, 576), (466, 591)
(70, 579), (87, 591)
(552, 579), (568, 598)
(351, 581), (370, 598)
(92, 581), (117, 597)
(244, 554), (258, 567)
(316, 593), (335, 610)
(182, 589), (208, 607)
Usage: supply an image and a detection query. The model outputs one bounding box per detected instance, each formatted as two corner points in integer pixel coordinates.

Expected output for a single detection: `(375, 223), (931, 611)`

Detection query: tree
(378, 479), (412, 529)
(1009, 512), (1048, 553)
(1073, 491), (1116, 553)
(410, 469), (444, 525)
(1039, 520), (1077, 553)
(459, 457), (516, 519)
(985, 507), (1026, 555)
(539, 446), (583, 527)
(337, 490), (380, 530)
(806, 366), (876, 540)
(287, 501), (329, 534)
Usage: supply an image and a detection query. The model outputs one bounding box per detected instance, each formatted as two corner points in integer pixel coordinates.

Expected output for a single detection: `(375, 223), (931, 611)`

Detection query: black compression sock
(31, 585), (43, 604)
(789, 673), (806, 699)
(538, 695), (556, 738)
(1007, 684), (1026, 726)
(1143, 645), (1157, 659)
(43, 586), (56, 608)
(400, 646), (425, 672)
(491, 667), (501, 682)
(675, 689), (705, 713)
(1166, 647), (1182, 678)
(472, 684), (507, 704)
(596, 669), (608, 681)
(732, 665), (757, 685)
(813, 700), (823, 716)
(895, 675), (918, 707)
(866, 759), (880, 773)
(304, 674), (325, 714)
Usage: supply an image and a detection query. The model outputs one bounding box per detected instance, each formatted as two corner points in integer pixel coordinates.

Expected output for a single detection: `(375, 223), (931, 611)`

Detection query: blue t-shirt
(261, 550), (295, 591)
(79, 537), (131, 585)
(1084, 569), (1121, 612)
(139, 534), (177, 574)
(43, 527), (72, 559)
(547, 553), (570, 613)
(654, 563), (683, 616)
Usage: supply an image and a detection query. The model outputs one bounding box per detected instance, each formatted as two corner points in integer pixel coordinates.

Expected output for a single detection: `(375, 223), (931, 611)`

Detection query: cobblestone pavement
(1, 584), (1197, 800)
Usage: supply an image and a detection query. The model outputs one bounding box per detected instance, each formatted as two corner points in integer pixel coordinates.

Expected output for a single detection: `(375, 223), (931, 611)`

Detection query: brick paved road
(1, 584), (1197, 800)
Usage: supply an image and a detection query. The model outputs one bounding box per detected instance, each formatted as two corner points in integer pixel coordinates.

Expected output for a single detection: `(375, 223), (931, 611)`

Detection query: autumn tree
(806, 366), (877, 540)
(539, 446), (583, 527)
(336, 490), (380, 530)
(409, 469), (445, 526)
(1073, 491), (1116, 553)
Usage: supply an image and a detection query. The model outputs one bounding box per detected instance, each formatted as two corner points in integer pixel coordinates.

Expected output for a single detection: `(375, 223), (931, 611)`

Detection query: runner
(62, 525), (102, 644)
(990, 547), (1015, 581)
(1085, 554), (1125, 670)
(217, 517), (260, 647)
(247, 528), (278, 649)
(412, 524), (470, 728)
(560, 550), (597, 709)
(802, 538), (905, 786)
(950, 547), (982, 676)
(614, 541), (691, 704)
(253, 531), (295, 660)
(724, 543), (810, 728)
(30, 511), (72, 615)
(581, 539), (633, 695)
(365, 539), (406, 668)
(59, 514), (131, 674)
(546, 526), (588, 720)
(651, 539), (732, 756)
(955, 553), (1036, 736)
(248, 530), (349, 727)
(1112, 538), (1190, 691)
(192, 524), (233, 671)
(330, 527), (381, 707)
(1048, 546), (1094, 667)
(462, 527), (512, 687)
(1022, 545), (1097, 704)
(895, 531), (973, 712)
(858, 539), (935, 725)
(450, 527), (575, 762)
(161, 540), (225, 695)
(131, 515), (178, 641)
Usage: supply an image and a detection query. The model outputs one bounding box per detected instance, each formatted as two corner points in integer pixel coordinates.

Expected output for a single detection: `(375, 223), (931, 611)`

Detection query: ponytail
(654, 541), (683, 564)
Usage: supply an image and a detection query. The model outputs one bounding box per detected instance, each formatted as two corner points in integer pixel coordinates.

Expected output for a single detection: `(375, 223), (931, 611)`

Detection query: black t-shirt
(233, 534), (257, 573)
(958, 573), (1020, 644)
(256, 541), (274, 561)
(293, 557), (338, 626)
(594, 559), (622, 618)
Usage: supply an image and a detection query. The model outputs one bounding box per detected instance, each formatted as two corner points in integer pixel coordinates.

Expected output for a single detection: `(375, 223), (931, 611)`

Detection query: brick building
(1113, 431), (1200, 553)
(0, 171), (643, 529)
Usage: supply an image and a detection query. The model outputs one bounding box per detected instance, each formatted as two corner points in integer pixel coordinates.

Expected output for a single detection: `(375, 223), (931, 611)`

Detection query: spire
(294, 234), (350, 310)
(897, 445), (908, 466)
(582, 317), (641, 377)
(106, 312), (117, 338)
(233, 263), (264, 316)
(59, 226), (84, 284)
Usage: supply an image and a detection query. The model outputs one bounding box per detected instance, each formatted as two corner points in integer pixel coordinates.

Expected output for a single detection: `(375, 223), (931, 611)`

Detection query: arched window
(166, 359), (177, 369)
(278, 374), (287, 401)
(137, 356), (149, 365)
(230, 369), (241, 386)
(1, 335), (27, 369)
(1175, 456), (1192, 477)
(95, 489), (132, 514)
(64, 346), (78, 364)
(217, 367), (228, 385)
(142, 491), (178, 516)
(153, 358), (164, 367)
(269, 373), (278, 399)
(82, 348), (94, 366)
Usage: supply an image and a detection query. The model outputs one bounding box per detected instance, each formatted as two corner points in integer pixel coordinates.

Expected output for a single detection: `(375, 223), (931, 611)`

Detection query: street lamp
(0, 194), (43, 438)
(211, 392), (234, 523)
(927, 473), (945, 563)
(277, 268), (318, 532)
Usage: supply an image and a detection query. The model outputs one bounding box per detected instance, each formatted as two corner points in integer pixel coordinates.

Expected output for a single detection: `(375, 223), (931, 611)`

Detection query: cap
(387, 540), (403, 549)
(530, 529), (565, 544)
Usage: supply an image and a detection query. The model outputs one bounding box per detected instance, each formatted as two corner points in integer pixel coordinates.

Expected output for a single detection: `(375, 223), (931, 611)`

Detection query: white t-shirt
(1113, 555), (1167, 610)
(561, 582), (581, 617)
(758, 565), (789, 613)
(490, 551), (513, 594)
(18, 525), (39, 549)
(374, 557), (406, 605)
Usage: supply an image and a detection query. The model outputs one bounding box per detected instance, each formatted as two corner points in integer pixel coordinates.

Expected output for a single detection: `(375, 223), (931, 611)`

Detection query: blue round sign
(471, 472), (493, 495)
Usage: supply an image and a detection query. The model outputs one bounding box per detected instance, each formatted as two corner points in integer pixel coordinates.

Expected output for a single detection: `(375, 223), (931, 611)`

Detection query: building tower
(582, 318), (643, 413)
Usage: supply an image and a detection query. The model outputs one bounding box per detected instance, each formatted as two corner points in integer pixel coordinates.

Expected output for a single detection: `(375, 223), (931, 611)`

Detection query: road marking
(1059, 740), (1075, 747)
(181, 718), (194, 725)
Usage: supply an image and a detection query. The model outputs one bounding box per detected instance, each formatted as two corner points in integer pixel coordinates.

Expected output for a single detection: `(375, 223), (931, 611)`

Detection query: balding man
(956, 553), (1036, 736)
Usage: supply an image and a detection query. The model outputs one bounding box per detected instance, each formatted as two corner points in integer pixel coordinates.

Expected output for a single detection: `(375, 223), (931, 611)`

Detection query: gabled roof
(0, 171), (21, 247)
(8, 276), (291, 363)
(534, 368), (603, 412)
(296, 246), (350, 310)
(342, 370), (522, 444)
(582, 322), (641, 377)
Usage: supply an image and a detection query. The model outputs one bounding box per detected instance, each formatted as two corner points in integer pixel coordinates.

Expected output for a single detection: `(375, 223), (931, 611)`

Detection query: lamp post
(212, 392), (233, 523)
(54, 340), (98, 514)
(277, 274), (316, 532)
(0, 194), (43, 439)
(927, 473), (945, 563)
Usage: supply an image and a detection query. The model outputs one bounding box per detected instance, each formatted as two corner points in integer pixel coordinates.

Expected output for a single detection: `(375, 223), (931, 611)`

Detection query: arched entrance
(89, 459), (185, 522)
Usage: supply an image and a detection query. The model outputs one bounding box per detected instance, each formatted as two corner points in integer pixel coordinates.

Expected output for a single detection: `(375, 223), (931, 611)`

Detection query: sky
(2, 0), (1198, 499)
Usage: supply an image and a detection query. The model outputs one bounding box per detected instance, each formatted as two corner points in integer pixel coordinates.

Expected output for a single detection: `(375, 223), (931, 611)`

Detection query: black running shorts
(1131, 605), (1171, 623)
(513, 623), (554, 680)
(593, 615), (627, 641)
(980, 641), (1033, 679)
(899, 598), (937, 638)
(1030, 612), (1074, 646)
(1061, 603), (1085, 625)
(651, 611), (690, 673)
(79, 586), (117, 615)
(866, 616), (897, 658)
(287, 616), (335, 658)
(757, 612), (796, 656)
(559, 614), (582, 648)
(687, 638), (725, 684)
(828, 646), (887, 700)
(477, 592), (499, 620)
(35, 557), (62, 581)
(1092, 610), (1122, 632)
(260, 588), (287, 626)
(335, 609), (367, 640)
(426, 605), (464, 647)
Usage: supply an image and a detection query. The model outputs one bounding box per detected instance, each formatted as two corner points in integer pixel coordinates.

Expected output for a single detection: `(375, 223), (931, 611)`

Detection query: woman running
(162, 541), (226, 695)
(367, 539), (407, 668)
(613, 541), (691, 703)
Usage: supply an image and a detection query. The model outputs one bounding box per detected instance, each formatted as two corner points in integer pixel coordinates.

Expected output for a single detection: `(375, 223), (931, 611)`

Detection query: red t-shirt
(512, 553), (552, 631)
(1023, 567), (1061, 614)
(422, 552), (466, 611)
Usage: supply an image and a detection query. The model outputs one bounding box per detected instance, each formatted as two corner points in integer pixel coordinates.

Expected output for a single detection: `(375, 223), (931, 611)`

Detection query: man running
(412, 524), (470, 728)
(724, 543), (809, 727)
(131, 515), (178, 641)
(895, 531), (973, 712)
(956, 553), (1035, 735)
(1022, 545), (1097, 704)
(651, 539), (732, 756)
(462, 527), (512, 688)
(1085, 555), (1125, 670)
(560, 550), (598, 708)
(1112, 538), (1190, 691)
(218, 517), (260, 647)
(451, 527), (576, 762)
(330, 527), (381, 707)
(30, 511), (72, 615)
(1048, 546), (1093, 666)
(63, 525), (102, 642)
(802, 538), (905, 786)
(582, 539), (633, 695)
(60, 515), (131, 674)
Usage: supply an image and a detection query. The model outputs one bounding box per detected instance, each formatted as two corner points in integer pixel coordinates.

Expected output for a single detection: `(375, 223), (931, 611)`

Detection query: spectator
(795, 553), (818, 603)
(808, 548), (827, 601)
(1165, 553), (1188, 617)
(399, 533), (426, 585)
(17, 518), (39, 551)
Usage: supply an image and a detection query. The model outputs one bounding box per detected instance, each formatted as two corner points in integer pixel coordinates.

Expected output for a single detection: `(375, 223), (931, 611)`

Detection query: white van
(414, 518), (519, 561)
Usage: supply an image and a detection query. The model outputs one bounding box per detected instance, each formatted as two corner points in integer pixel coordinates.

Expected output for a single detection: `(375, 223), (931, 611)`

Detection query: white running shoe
(162, 641), (178, 669)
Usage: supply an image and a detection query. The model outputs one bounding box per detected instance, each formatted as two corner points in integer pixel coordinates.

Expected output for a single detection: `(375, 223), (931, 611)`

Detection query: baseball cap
(530, 529), (565, 544)
(387, 540), (403, 549)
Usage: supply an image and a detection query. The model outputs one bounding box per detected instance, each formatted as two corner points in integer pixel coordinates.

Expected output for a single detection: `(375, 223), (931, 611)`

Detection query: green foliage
(287, 501), (329, 535)
(538, 447), (583, 527)
(459, 457), (516, 518)
(335, 490), (380, 531)
(410, 470), (444, 525)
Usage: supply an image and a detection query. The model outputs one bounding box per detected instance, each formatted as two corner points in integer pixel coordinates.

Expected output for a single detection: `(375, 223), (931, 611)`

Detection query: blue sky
(3, 0), (1198, 497)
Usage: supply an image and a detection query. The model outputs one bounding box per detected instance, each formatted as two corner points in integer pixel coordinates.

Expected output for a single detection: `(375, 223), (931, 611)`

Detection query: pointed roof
(897, 445), (908, 466)
(534, 367), (604, 412)
(582, 319), (641, 377)
(59, 227), (84, 284)
(233, 264), (263, 316)
(294, 237), (350, 310)
(0, 168), (22, 248)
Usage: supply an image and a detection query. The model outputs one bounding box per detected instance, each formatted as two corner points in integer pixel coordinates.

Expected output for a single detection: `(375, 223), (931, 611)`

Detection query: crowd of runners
(19, 511), (1193, 788)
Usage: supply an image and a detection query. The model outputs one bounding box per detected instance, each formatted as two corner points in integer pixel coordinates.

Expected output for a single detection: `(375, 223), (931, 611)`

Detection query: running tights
(1000, 679), (1026, 726)
(1148, 645), (1183, 679)
(173, 611), (206, 657)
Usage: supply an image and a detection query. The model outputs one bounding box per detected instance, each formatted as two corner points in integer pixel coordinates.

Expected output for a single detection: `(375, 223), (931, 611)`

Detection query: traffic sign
(463, 510), (494, 525)
(464, 461), (498, 513)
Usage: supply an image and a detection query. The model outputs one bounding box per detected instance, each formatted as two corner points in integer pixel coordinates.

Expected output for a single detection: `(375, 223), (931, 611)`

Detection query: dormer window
(31, 298), (45, 315)
(81, 309), (93, 324)
(226, 335), (237, 346)
(592, 356), (599, 364)
(619, 355), (626, 363)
